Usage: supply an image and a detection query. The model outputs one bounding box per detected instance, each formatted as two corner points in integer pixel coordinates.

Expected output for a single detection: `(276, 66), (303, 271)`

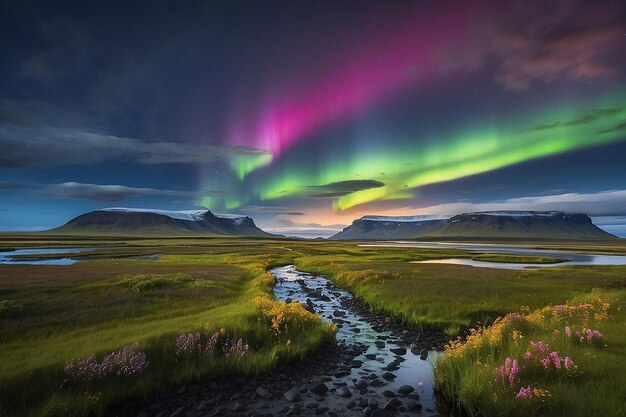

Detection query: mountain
(52, 208), (274, 237)
(330, 211), (616, 240)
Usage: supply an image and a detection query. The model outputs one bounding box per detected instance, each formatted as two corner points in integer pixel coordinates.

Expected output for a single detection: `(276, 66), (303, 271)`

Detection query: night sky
(1, 1), (626, 237)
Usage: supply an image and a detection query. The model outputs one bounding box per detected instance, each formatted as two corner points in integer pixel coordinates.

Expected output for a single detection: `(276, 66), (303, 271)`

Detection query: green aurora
(221, 91), (626, 211)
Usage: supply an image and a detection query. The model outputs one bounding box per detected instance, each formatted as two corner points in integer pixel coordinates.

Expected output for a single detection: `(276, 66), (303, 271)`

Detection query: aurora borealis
(1, 0), (626, 236)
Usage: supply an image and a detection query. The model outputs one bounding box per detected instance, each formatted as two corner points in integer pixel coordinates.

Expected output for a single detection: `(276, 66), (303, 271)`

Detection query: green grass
(0, 243), (333, 417)
(434, 290), (625, 417)
(0, 235), (625, 417)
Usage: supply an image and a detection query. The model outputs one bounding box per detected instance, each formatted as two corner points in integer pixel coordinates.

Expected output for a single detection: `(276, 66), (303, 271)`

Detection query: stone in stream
(309, 383), (328, 395)
(419, 348), (429, 359)
(286, 405), (301, 416)
(406, 400), (422, 411)
(370, 409), (392, 417)
(334, 369), (350, 378)
(370, 379), (385, 387)
(382, 372), (396, 380)
(374, 341), (385, 348)
(338, 386), (352, 397)
(385, 361), (400, 371)
(346, 400), (357, 408)
(364, 353), (376, 360)
(350, 360), (363, 368)
(284, 388), (301, 402)
(355, 380), (368, 389)
(389, 347), (407, 355)
(398, 384), (415, 396)
(255, 386), (271, 398)
(382, 390), (396, 398)
(384, 398), (402, 411)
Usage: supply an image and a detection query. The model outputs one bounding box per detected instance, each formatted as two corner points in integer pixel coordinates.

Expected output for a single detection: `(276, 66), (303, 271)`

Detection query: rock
(284, 388), (301, 402)
(389, 347), (407, 355)
(233, 401), (245, 411)
(334, 370), (350, 378)
(383, 398), (402, 410)
(305, 401), (319, 408)
(350, 360), (363, 368)
(367, 399), (379, 407)
(256, 386), (270, 398)
(382, 372), (396, 380)
(338, 386), (352, 397)
(364, 353), (376, 360)
(406, 400), (422, 411)
(382, 390), (395, 398)
(385, 361), (399, 371)
(286, 405), (301, 416)
(398, 385), (415, 395)
(419, 348), (428, 359)
(374, 341), (385, 348)
(310, 382), (329, 395)
(314, 406), (329, 415)
(370, 409), (391, 417)
(346, 400), (357, 408)
(355, 380), (368, 389)
(370, 379), (385, 387)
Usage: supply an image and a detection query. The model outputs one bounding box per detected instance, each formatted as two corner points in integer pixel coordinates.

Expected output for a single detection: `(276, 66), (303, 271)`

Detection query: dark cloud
(17, 16), (91, 84)
(446, 2), (626, 90)
(598, 120), (626, 134)
(306, 180), (385, 198)
(0, 181), (26, 190)
(407, 190), (626, 218)
(522, 108), (623, 132)
(0, 124), (270, 168)
(44, 182), (224, 202)
(239, 205), (305, 215)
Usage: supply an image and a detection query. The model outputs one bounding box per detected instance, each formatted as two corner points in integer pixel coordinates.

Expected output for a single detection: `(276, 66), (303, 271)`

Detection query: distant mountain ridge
(53, 208), (274, 237)
(330, 211), (616, 240)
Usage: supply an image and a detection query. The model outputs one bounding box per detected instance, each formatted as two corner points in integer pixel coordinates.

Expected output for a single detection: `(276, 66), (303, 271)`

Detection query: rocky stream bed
(110, 265), (452, 417)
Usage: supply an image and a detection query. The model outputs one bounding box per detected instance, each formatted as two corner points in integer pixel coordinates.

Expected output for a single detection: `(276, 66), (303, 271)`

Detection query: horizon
(1, 1), (626, 237)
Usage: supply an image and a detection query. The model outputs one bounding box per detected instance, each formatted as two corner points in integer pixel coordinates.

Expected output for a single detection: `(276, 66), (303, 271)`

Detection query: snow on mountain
(101, 208), (248, 222)
(361, 215), (451, 222)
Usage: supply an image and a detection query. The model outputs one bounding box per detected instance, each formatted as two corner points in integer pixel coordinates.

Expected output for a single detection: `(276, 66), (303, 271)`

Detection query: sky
(1, 0), (626, 237)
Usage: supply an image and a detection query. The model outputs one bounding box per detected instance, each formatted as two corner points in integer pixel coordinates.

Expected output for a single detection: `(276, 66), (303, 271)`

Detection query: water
(272, 265), (441, 414)
(0, 248), (86, 265)
(360, 241), (626, 270)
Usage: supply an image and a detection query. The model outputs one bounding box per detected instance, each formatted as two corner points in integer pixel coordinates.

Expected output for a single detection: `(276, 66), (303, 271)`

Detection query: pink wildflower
(516, 385), (533, 399)
(549, 352), (561, 369)
(565, 326), (572, 337)
(564, 356), (576, 371)
(523, 351), (533, 361)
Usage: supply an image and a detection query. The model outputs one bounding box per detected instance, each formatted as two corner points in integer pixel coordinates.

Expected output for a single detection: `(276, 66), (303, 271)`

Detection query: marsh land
(0, 235), (624, 417)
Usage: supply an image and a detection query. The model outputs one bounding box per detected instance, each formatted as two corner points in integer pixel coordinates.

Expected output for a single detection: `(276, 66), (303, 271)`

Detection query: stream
(113, 265), (450, 417)
(271, 265), (443, 416)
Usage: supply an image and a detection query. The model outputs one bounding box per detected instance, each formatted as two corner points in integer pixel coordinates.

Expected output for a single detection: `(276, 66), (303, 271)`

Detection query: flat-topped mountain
(330, 211), (616, 240)
(52, 208), (274, 237)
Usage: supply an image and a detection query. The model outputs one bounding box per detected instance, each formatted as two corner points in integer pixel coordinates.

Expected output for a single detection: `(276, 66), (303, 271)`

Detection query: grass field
(0, 234), (625, 417)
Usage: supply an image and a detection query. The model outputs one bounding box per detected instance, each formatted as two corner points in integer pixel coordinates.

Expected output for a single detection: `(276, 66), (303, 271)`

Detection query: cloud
(306, 180), (385, 198)
(522, 108), (623, 132)
(410, 190), (626, 217)
(447, 2), (626, 90)
(264, 218), (345, 238)
(0, 124), (270, 168)
(239, 205), (305, 215)
(44, 182), (224, 202)
(598, 120), (626, 134)
(0, 181), (26, 191)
